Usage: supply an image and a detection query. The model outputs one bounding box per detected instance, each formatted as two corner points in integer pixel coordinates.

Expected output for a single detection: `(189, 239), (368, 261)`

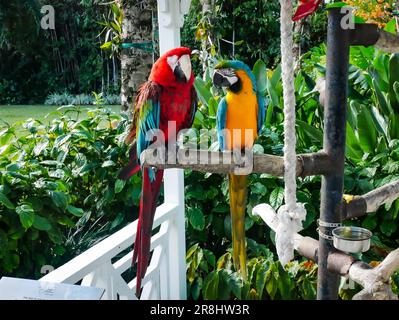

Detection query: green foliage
(186, 52), (399, 299)
(44, 93), (121, 106)
(186, 243), (317, 300)
(0, 106), (140, 277)
(98, 1), (123, 57)
(182, 0), (326, 71)
(0, 0), (118, 104)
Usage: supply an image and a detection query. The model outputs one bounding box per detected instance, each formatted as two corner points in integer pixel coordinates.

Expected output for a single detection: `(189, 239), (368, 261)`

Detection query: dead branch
(375, 29), (399, 53)
(140, 149), (330, 177)
(343, 179), (399, 219)
(253, 204), (399, 300)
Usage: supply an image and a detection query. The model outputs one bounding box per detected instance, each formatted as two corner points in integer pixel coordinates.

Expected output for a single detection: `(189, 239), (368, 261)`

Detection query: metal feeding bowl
(332, 226), (372, 253)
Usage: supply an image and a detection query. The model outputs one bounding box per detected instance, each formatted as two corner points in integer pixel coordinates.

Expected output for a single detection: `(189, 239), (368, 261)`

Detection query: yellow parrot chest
(225, 89), (258, 150)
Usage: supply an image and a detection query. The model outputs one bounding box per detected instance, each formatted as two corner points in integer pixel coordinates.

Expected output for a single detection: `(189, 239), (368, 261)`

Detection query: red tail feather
(134, 168), (164, 297)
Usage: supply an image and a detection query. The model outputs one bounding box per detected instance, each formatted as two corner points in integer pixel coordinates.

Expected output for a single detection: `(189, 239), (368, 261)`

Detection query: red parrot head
(149, 47), (194, 87)
(293, 0), (322, 21)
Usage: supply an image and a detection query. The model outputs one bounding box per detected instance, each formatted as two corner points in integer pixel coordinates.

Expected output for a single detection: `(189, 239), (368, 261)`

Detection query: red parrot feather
(293, 0), (322, 21)
(118, 47), (197, 297)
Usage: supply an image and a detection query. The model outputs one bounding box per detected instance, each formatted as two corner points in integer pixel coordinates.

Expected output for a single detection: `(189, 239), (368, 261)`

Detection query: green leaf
(66, 205), (84, 217)
(208, 97), (218, 117)
(362, 214), (377, 231)
(297, 120), (323, 144)
(385, 19), (397, 34)
(255, 264), (268, 298)
(114, 179), (125, 194)
(203, 271), (219, 300)
(346, 122), (363, 161)
(266, 76), (279, 108)
(372, 78), (391, 115)
(187, 207), (205, 231)
(191, 277), (203, 300)
(16, 204), (35, 229)
(0, 192), (15, 209)
(251, 182), (267, 195)
(49, 191), (68, 210)
(253, 60), (267, 95)
(269, 187), (284, 209)
(102, 160), (115, 168)
(194, 78), (212, 108)
(33, 139), (49, 156)
(357, 108), (377, 153)
(203, 249), (216, 268)
(100, 41), (112, 50)
(380, 218), (397, 237)
(33, 215), (52, 231)
(326, 1), (346, 8)
(265, 266), (277, 299)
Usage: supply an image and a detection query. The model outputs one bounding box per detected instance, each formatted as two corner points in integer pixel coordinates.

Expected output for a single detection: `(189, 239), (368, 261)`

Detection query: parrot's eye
(167, 54), (192, 83)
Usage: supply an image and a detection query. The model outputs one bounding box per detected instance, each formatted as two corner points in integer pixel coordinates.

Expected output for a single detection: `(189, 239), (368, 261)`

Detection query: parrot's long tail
(133, 167), (164, 297)
(228, 173), (248, 279)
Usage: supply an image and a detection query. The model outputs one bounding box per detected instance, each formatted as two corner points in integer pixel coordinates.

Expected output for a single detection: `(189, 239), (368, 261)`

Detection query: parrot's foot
(232, 148), (253, 175)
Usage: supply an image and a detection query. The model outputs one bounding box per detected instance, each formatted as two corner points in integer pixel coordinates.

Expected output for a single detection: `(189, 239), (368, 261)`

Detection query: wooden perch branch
(375, 29), (399, 53)
(254, 205), (399, 300)
(140, 149), (330, 177)
(343, 179), (399, 220)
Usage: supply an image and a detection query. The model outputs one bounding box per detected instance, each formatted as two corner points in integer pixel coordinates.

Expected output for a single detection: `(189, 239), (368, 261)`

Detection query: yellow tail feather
(228, 174), (248, 279)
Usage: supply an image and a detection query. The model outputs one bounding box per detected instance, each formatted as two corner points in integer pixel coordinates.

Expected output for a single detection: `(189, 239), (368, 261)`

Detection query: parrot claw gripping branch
(137, 0), (399, 300)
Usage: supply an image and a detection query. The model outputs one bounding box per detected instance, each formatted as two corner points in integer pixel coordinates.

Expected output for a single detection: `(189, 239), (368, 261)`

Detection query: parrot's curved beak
(213, 69), (239, 88)
(178, 54), (192, 82)
(167, 54), (192, 83)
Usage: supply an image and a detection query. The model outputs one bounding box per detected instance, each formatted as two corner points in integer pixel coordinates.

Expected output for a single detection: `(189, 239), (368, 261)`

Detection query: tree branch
(375, 29), (399, 53)
(140, 149), (330, 177)
(254, 204), (399, 300)
(343, 179), (399, 219)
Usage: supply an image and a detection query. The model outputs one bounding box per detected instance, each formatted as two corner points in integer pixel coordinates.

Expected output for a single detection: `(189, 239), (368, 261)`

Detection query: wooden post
(317, 8), (350, 300)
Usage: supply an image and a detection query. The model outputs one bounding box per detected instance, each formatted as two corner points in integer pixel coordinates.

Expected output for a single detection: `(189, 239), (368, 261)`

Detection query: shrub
(44, 93), (121, 106)
(0, 106), (140, 278)
(44, 92), (74, 106)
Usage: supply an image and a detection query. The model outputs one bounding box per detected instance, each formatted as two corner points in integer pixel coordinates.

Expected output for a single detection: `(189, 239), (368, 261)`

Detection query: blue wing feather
(216, 97), (228, 151)
(137, 99), (160, 160)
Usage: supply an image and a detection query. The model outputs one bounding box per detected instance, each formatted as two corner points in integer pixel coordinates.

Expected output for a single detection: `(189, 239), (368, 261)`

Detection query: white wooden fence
(41, 168), (187, 300)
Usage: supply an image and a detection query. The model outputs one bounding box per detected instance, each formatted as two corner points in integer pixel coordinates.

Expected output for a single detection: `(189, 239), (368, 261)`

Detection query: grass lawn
(0, 105), (122, 126)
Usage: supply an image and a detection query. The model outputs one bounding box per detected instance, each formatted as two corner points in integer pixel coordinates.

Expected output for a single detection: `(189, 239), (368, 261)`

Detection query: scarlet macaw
(119, 47), (197, 297)
(293, 0), (322, 21)
(213, 61), (266, 278)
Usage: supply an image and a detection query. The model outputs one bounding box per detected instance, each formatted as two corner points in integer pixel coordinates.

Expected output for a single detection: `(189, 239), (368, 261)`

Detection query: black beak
(213, 70), (232, 87)
(174, 64), (187, 83)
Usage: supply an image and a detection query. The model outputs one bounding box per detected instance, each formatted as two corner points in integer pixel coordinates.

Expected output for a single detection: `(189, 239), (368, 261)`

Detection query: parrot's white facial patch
(226, 75), (239, 85)
(178, 54), (192, 81)
(167, 54), (191, 82)
(167, 55), (179, 70)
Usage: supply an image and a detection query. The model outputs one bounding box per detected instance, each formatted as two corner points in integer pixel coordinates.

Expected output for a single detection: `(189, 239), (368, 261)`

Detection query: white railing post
(157, 0), (191, 300)
(164, 169), (186, 299)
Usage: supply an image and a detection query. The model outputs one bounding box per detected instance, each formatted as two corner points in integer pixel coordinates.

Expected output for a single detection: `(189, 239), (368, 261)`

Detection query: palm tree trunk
(121, 0), (156, 112)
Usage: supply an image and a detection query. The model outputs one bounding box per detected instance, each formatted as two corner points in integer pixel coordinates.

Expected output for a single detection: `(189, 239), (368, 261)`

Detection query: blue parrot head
(213, 60), (257, 93)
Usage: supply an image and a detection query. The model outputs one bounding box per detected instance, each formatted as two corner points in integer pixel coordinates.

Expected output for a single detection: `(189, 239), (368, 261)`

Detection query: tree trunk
(199, 0), (212, 71)
(121, 0), (156, 112)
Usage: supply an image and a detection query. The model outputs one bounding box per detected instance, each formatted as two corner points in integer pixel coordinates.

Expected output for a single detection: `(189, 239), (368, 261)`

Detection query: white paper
(0, 277), (104, 300)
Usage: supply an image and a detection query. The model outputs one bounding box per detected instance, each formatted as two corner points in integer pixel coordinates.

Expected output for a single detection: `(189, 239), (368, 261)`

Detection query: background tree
(120, 0), (157, 111)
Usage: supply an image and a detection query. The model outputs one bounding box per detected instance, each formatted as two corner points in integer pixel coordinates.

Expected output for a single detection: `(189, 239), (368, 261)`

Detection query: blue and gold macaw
(213, 60), (266, 278)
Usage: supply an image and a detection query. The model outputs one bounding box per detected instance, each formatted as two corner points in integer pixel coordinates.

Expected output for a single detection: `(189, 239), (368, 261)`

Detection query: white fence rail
(40, 201), (186, 300)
